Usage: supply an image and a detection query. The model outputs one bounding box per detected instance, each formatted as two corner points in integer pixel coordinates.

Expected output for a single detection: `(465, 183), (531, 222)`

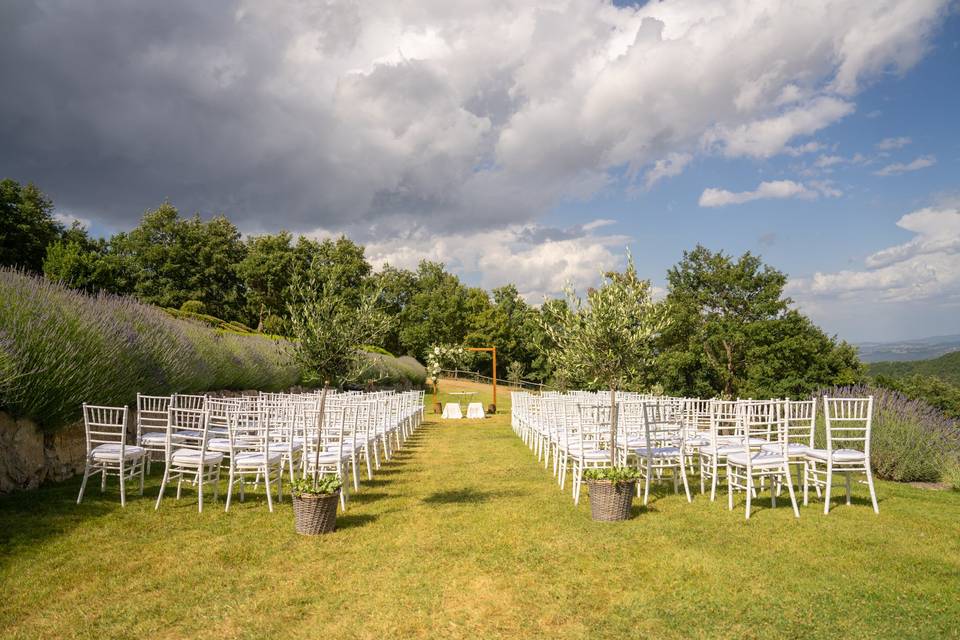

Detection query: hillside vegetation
(868, 350), (960, 385)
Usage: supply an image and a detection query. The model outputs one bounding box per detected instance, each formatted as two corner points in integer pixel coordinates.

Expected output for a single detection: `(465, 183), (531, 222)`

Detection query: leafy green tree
(466, 284), (535, 378)
(111, 203), (247, 321)
(0, 179), (63, 272)
(287, 261), (391, 387)
(236, 231), (295, 331)
(370, 265), (419, 355)
(540, 257), (668, 464)
(659, 245), (862, 398)
(398, 261), (474, 359)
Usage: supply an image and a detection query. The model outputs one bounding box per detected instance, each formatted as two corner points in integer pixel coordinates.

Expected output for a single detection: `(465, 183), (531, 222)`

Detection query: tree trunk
(609, 385), (618, 466)
(723, 340), (735, 398)
(311, 383), (329, 489)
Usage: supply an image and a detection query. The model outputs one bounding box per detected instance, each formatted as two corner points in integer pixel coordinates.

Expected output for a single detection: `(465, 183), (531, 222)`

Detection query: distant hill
(856, 334), (960, 363)
(867, 350), (960, 386)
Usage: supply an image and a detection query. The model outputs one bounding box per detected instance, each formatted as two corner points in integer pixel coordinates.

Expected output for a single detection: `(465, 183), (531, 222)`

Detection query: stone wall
(0, 412), (87, 493)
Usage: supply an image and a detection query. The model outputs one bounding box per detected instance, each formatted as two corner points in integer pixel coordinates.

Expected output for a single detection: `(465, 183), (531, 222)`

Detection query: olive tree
(540, 256), (668, 465)
(287, 262), (391, 388)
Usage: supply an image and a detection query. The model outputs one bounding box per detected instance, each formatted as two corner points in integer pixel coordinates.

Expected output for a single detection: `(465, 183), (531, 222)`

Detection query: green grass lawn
(2, 398), (959, 639)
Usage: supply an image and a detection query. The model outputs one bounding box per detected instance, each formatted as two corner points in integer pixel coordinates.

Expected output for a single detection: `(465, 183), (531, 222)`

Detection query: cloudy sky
(1, 0), (959, 342)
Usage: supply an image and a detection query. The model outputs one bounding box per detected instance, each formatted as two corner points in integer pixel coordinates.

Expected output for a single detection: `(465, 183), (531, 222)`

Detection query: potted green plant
(538, 253), (669, 521)
(291, 474), (343, 535)
(289, 383), (341, 535)
(584, 467), (641, 521)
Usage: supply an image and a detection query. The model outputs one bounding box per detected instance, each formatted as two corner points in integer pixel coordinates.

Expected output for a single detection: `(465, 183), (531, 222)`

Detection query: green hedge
(0, 269), (301, 431)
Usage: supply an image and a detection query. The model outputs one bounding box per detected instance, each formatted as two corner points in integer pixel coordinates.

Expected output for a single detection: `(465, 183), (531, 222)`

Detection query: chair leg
(845, 472), (852, 506)
(784, 466), (800, 518)
(823, 464), (833, 515)
(77, 463), (91, 505)
(865, 467), (879, 514)
(710, 459), (719, 502)
(139, 458), (145, 496)
(119, 461), (126, 507)
(727, 463), (734, 511)
(680, 461), (691, 503)
(643, 458), (652, 506)
(225, 466), (235, 512)
(198, 468), (204, 513)
(745, 473), (753, 520)
(264, 465), (273, 513)
(803, 461), (809, 506)
(155, 467), (170, 510)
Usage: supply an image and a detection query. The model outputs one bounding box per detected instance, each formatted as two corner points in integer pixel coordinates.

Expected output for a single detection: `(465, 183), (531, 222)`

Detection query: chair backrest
(823, 396), (873, 455)
(136, 394), (170, 437)
(82, 404), (128, 453)
(172, 393), (207, 410)
(167, 407), (209, 454)
(706, 399), (739, 448)
(575, 403), (610, 451)
(642, 400), (684, 450)
(784, 398), (816, 447)
(226, 405), (265, 457)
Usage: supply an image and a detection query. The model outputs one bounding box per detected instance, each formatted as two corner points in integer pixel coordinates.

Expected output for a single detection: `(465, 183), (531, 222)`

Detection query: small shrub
(180, 300), (206, 314)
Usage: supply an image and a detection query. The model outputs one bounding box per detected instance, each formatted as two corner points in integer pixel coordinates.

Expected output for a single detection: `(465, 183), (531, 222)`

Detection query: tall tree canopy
(1, 179), (63, 273)
(658, 245), (862, 398)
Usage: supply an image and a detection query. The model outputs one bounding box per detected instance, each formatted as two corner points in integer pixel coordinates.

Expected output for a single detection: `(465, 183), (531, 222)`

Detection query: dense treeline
(1, 178), (864, 397)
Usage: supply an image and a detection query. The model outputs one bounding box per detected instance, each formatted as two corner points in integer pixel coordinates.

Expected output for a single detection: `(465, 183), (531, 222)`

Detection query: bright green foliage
(540, 256), (668, 392)
(506, 361), (526, 388)
(397, 261), (476, 360)
(583, 467), (641, 482)
(110, 203), (248, 321)
(0, 179), (62, 273)
(0, 269), (299, 430)
(236, 230), (295, 330)
(540, 256), (668, 463)
(287, 262), (391, 387)
(290, 475), (342, 496)
(659, 245), (862, 398)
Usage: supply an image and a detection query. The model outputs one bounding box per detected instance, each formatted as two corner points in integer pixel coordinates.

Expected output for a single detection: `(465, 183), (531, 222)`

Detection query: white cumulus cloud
(873, 155), (937, 176)
(699, 180), (817, 207)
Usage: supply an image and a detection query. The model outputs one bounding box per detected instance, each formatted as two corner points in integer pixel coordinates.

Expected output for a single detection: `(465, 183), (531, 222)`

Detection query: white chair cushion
(684, 436), (710, 447)
(761, 443), (810, 456)
(573, 448), (609, 460)
(176, 429), (205, 440)
(634, 445), (682, 458)
(170, 449), (223, 465)
(234, 451), (282, 467)
(727, 451), (785, 468)
(312, 451), (348, 464)
(91, 444), (145, 461)
(139, 432), (177, 445)
(806, 448), (866, 463)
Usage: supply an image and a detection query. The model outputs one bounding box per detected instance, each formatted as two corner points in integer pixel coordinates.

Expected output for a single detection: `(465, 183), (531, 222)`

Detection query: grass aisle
(1, 408), (959, 639)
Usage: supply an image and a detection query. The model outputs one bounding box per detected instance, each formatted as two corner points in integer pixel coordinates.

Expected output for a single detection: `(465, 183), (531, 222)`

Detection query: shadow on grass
(335, 513), (377, 530)
(421, 487), (525, 505)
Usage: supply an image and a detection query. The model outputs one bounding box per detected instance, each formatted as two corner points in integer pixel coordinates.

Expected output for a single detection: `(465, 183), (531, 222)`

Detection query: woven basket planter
(586, 479), (636, 521)
(293, 491), (340, 535)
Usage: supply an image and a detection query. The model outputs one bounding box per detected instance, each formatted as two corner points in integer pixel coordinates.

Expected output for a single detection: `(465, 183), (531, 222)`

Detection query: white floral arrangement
(426, 344), (466, 385)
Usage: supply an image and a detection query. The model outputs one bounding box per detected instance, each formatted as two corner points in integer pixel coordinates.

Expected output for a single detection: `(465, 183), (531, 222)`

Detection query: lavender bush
(817, 384), (960, 482)
(0, 268), (300, 430)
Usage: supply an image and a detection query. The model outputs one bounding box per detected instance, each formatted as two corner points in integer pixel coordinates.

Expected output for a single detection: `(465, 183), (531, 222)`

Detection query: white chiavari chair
(77, 404), (146, 506)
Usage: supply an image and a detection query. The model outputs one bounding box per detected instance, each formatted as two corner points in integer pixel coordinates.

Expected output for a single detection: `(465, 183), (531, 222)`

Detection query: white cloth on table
(442, 403), (463, 419)
(466, 402), (485, 419)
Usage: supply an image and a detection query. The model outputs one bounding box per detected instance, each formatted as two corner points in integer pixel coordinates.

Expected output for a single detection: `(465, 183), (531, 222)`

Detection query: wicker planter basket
(586, 479), (636, 521)
(293, 491), (340, 535)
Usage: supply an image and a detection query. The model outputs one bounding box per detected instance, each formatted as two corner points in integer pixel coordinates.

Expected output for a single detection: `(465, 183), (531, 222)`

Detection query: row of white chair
(511, 392), (880, 519)
(76, 389), (425, 511)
